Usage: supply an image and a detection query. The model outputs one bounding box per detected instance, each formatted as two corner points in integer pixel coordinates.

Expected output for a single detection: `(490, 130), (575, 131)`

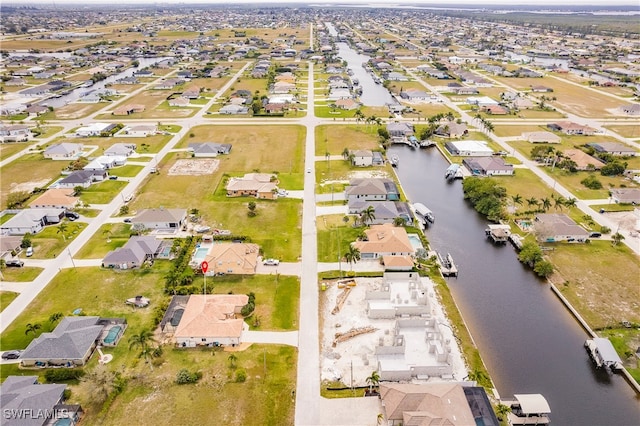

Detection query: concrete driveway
(255, 262), (301, 276)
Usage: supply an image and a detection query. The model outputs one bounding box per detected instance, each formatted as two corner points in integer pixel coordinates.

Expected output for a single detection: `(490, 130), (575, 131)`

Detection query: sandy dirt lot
(167, 159), (219, 175)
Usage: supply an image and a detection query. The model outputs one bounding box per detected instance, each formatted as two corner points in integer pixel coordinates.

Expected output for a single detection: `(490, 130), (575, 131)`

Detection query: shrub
(580, 175), (602, 190)
(235, 369), (247, 383)
(241, 302), (255, 317)
(44, 368), (85, 383)
(176, 368), (202, 384)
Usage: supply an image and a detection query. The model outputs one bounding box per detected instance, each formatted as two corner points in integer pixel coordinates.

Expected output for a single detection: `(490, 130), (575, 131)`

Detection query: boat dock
(501, 394), (551, 425)
(444, 163), (464, 180)
(430, 250), (458, 277)
(509, 233), (524, 250)
(485, 224), (511, 244)
(585, 338), (623, 371)
(412, 202), (435, 223)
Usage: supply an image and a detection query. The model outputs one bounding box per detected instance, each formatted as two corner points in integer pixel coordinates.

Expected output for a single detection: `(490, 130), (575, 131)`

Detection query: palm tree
(526, 197), (539, 210)
(496, 403), (512, 421)
(57, 222), (68, 241)
(553, 195), (567, 211)
(563, 197), (577, 209)
(344, 245), (361, 271)
(360, 205), (376, 226)
(25, 322), (42, 336)
(128, 329), (158, 369)
(343, 215), (350, 226)
(342, 147), (350, 160)
(103, 229), (112, 242)
(511, 194), (523, 207)
(228, 353), (238, 369)
(393, 217), (407, 227)
(354, 109), (364, 124)
(48, 312), (63, 329)
(366, 370), (380, 394)
(541, 197), (552, 212)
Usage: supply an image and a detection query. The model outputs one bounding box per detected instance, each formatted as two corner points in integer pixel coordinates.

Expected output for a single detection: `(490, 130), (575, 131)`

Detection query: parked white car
(263, 258), (280, 266)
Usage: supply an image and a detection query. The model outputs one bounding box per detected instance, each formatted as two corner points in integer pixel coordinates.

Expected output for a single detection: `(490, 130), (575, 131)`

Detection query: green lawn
(79, 180), (128, 204)
(317, 215), (365, 263)
(107, 165), (144, 177)
(0, 267), (42, 282)
(75, 223), (132, 259)
(0, 291), (18, 312)
(315, 124), (382, 156)
(30, 222), (88, 259)
(1, 213), (16, 225)
(0, 153), (64, 209)
(0, 142), (30, 161)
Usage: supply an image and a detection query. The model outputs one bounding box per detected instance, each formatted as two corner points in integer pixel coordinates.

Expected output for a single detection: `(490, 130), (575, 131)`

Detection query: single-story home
(188, 142), (232, 157)
(335, 98), (360, 110)
(219, 104), (249, 115)
(1, 376), (83, 426)
(170, 294), (249, 347)
(168, 97), (190, 107)
(105, 143), (137, 157)
(387, 122), (414, 137)
(445, 140), (494, 156)
(0, 235), (22, 262)
(226, 173), (277, 199)
(348, 200), (412, 225)
(121, 125), (156, 137)
(534, 213), (589, 242)
(58, 170), (107, 189)
(20, 316), (126, 367)
(352, 223), (414, 260)
(0, 124), (32, 142)
(561, 149), (606, 170)
(132, 208), (187, 231)
(547, 121), (596, 136)
(463, 157), (514, 176)
(29, 188), (79, 209)
(610, 188), (640, 204)
(203, 243), (260, 275)
(112, 104), (145, 116)
(75, 123), (116, 137)
(619, 104), (640, 116)
(435, 121), (468, 138)
(44, 142), (83, 160)
(0, 208), (64, 235)
(522, 131), (561, 144)
(102, 236), (163, 269)
(587, 142), (637, 157)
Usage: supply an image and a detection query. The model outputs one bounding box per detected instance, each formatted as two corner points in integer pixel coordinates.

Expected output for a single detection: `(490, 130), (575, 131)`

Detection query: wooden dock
(431, 251), (458, 277)
(485, 224), (511, 244)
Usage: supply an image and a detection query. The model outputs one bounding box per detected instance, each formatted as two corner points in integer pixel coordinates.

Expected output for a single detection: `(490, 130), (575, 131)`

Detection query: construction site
(320, 272), (468, 389)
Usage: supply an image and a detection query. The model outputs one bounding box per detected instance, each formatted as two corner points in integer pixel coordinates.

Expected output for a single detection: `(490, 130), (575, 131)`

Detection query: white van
(26, 247), (33, 257)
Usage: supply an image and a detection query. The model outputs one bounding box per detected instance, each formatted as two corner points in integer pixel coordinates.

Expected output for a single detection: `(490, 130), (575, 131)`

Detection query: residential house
(387, 122), (414, 137)
(181, 86), (201, 99)
(29, 188), (79, 209)
(105, 143), (137, 157)
(547, 122), (596, 136)
(0, 236), (22, 262)
(5, 77), (26, 86)
(328, 88), (352, 100)
(1, 376), (83, 426)
(531, 85), (553, 92)
(219, 104), (249, 115)
(25, 104), (50, 117)
(379, 383), (497, 426)
(587, 142), (637, 157)
(20, 316), (126, 367)
(334, 98), (360, 110)
(522, 131), (561, 144)
(112, 104), (145, 116)
(435, 121), (468, 138)
(463, 157), (515, 176)
(154, 78), (184, 90)
(386, 71), (408, 81)
(0, 124), (31, 142)
(352, 223), (414, 260)
(58, 170), (107, 189)
(620, 104), (640, 116)
(445, 140), (494, 156)
(345, 178), (400, 203)
(122, 125), (156, 137)
(0, 208), (64, 235)
(482, 104), (509, 115)
(102, 236), (163, 269)
(272, 81), (296, 93)
(132, 208), (187, 231)
(513, 97), (535, 109)
(372, 152), (384, 166)
(170, 294), (249, 347)
(188, 142), (232, 157)
(399, 88), (429, 101)
(350, 150), (374, 167)
(610, 188), (640, 204)
(348, 200), (412, 225)
(534, 213), (589, 242)
(75, 123), (116, 137)
(168, 97), (190, 107)
(43, 142), (83, 160)
(561, 149), (605, 170)
(203, 243), (260, 275)
(226, 173), (277, 199)
(84, 155), (126, 171)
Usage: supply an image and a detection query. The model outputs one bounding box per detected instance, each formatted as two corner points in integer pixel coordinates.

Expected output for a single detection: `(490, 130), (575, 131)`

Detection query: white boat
(194, 225), (211, 233)
(390, 155), (399, 167)
(413, 202), (435, 223)
(419, 140), (435, 148)
(444, 163), (460, 180)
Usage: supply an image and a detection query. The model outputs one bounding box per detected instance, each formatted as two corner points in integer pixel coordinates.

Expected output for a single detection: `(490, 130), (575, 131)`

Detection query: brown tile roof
(204, 243), (259, 275)
(353, 223), (413, 255)
(562, 149), (605, 170)
(380, 383), (476, 425)
(174, 295), (249, 339)
(29, 188), (79, 208)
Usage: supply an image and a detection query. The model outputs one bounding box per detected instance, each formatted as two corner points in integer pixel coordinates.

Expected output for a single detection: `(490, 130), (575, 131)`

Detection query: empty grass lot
(30, 222), (87, 259)
(46, 134), (172, 154)
(493, 125), (546, 138)
(79, 180), (128, 205)
(0, 153), (64, 209)
(0, 142), (30, 161)
(604, 125), (640, 139)
(107, 165), (144, 177)
(315, 125), (381, 156)
(76, 223), (132, 259)
(45, 102), (112, 120)
(0, 267), (43, 283)
(317, 214), (365, 263)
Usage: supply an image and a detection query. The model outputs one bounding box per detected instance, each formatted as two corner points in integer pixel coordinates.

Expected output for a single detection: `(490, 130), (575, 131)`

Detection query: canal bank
(388, 144), (640, 425)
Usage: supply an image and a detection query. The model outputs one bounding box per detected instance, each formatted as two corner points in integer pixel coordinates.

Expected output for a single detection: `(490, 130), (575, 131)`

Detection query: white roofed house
(350, 150), (374, 167)
(105, 143), (137, 157)
(122, 124), (157, 137)
(188, 142), (232, 157)
(445, 140), (494, 157)
(0, 208), (64, 235)
(132, 208), (187, 231)
(75, 122), (116, 137)
(463, 157), (514, 176)
(0, 124), (32, 142)
(43, 142), (84, 160)
(522, 131), (561, 144)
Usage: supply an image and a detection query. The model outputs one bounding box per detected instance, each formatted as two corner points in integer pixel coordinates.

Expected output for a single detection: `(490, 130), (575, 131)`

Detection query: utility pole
(67, 247), (76, 269)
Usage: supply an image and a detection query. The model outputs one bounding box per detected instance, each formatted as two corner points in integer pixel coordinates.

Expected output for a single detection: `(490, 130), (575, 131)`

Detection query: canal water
(389, 145), (640, 424)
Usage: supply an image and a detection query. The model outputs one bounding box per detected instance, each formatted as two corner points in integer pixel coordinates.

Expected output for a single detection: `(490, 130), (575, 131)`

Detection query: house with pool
(20, 316), (126, 368)
(352, 223), (415, 268)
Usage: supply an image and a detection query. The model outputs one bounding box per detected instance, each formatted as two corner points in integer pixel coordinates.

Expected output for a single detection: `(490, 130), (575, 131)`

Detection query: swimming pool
(103, 326), (122, 345)
(195, 247), (211, 261)
(408, 234), (424, 251)
(53, 419), (72, 426)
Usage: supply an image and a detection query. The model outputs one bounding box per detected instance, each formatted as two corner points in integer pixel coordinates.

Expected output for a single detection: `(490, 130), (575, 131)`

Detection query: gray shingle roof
(21, 316), (103, 362)
(1, 376), (66, 426)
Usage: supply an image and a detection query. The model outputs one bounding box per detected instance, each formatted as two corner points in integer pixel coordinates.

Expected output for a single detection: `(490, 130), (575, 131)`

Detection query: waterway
(325, 23), (397, 107)
(389, 145), (640, 425)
